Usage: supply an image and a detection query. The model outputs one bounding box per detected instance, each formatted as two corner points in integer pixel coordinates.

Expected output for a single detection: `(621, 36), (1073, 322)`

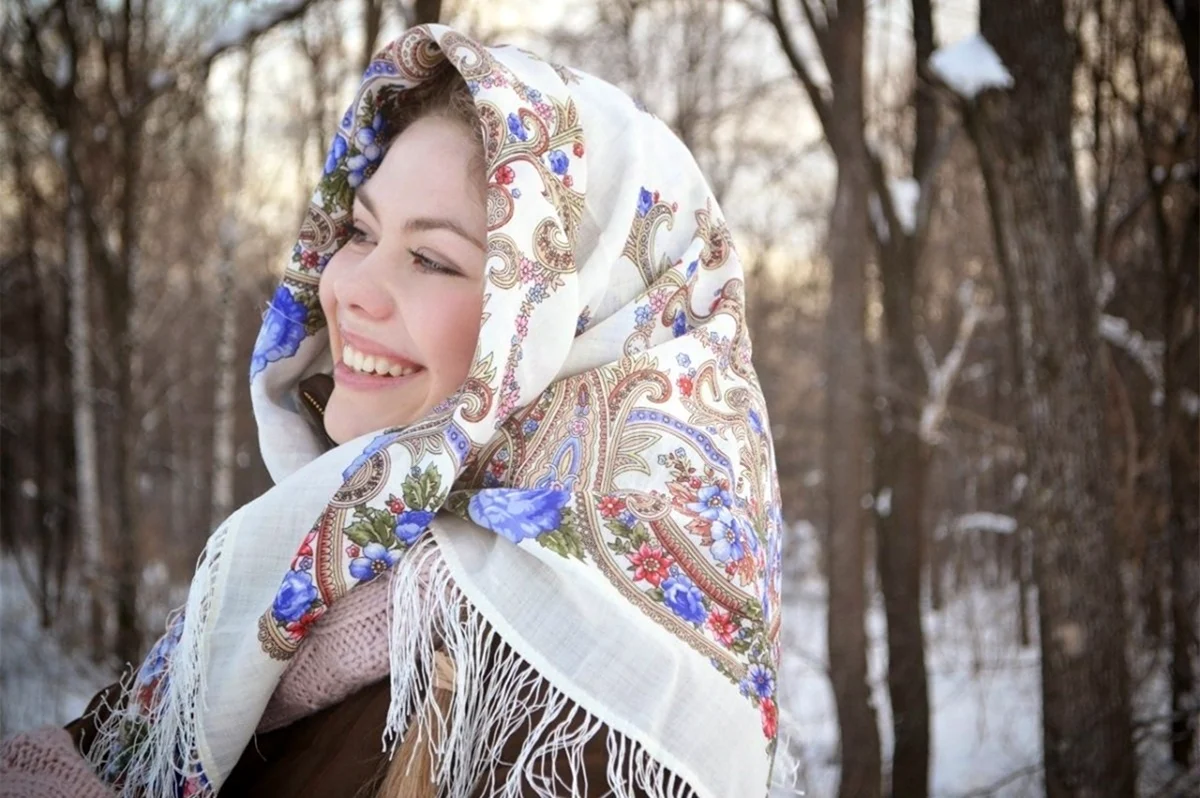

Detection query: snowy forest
(0, 0), (1197, 796)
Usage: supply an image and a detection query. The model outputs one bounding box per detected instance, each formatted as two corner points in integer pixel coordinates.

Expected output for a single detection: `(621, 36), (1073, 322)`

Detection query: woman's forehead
(357, 117), (486, 221)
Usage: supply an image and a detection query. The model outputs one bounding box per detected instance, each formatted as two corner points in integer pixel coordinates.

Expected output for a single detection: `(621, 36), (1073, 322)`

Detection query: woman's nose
(333, 252), (395, 320)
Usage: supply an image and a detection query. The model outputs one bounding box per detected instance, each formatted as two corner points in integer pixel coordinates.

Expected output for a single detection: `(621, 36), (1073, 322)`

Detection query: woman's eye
(348, 223), (375, 244)
(409, 249), (459, 277)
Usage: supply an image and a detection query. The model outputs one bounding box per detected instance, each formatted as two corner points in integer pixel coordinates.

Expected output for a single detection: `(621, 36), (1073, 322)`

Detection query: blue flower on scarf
(686, 259), (698, 279)
(395, 509), (436, 545)
(468, 488), (571, 544)
(748, 408), (764, 436)
(635, 305), (652, 325)
(346, 113), (386, 187)
(342, 432), (398, 481)
(636, 187), (653, 217)
(547, 149), (569, 175)
(672, 310), (687, 338)
(676, 353), (691, 368)
(743, 663), (775, 699)
(688, 484), (733, 521)
(507, 112), (528, 141)
(324, 132), (348, 175)
(272, 569), (318, 623)
(711, 516), (748, 563)
(137, 613), (184, 686)
(349, 542), (400, 582)
(250, 285), (308, 378)
(661, 573), (707, 624)
(526, 88), (543, 103)
(356, 113), (385, 158)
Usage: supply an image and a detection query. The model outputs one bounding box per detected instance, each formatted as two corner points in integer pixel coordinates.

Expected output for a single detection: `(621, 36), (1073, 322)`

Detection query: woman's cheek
(440, 290), (484, 381)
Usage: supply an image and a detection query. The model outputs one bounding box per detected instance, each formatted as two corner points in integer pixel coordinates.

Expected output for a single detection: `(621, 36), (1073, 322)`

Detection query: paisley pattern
(109, 24), (784, 797)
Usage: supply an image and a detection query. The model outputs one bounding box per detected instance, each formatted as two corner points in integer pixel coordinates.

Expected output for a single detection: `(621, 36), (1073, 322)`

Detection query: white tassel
(383, 536), (699, 798)
(85, 520), (233, 798)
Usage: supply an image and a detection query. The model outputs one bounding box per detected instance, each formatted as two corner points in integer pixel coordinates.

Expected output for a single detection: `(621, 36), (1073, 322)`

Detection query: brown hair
(378, 61), (486, 182)
(369, 651), (456, 798)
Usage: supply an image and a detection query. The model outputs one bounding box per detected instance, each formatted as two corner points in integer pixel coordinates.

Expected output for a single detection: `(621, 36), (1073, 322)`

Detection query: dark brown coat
(68, 678), (632, 798)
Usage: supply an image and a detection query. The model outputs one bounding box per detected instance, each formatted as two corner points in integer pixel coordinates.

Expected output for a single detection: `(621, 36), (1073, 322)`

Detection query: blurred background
(1, 0), (1196, 795)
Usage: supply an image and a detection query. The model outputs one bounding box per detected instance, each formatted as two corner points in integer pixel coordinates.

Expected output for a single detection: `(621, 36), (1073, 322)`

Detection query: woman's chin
(323, 394), (419, 445)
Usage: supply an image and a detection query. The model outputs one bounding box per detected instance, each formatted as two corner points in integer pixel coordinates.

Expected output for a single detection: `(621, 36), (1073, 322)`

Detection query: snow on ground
(929, 34), (1015, 100)
(0, 557), (117, 736)
(776, 524), (1042, 797)
(2, 542), (1182, 795)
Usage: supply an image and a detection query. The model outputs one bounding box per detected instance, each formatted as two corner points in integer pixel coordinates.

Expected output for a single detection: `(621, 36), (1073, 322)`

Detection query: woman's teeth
(341, 344), (419, 377)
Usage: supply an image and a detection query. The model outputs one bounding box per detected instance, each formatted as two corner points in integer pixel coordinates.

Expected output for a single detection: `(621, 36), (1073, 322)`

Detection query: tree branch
(764, 0), (834, 140)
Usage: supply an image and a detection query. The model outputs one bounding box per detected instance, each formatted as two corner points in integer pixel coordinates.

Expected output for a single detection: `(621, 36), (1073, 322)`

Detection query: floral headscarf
(89, 25), (785, 798)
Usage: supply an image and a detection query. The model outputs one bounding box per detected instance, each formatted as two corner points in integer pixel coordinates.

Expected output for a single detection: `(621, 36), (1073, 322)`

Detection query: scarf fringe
(383, 536), (699, 798)
(84, 521), (232, 798)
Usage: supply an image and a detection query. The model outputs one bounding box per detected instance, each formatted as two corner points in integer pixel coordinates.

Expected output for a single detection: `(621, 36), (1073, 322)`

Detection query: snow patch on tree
(201, 0), (310, 59)
(869, 178), (920, 242)
(953, 512), (1018, 535)
(929, 34), (1014, 100)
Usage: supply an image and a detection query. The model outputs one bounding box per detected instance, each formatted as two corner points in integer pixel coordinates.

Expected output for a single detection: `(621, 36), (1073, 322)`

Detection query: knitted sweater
(0, 572), (396, 797)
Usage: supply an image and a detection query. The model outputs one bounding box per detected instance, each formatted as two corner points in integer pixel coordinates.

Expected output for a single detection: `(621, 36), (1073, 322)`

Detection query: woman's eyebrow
(405, 217), (486, 251)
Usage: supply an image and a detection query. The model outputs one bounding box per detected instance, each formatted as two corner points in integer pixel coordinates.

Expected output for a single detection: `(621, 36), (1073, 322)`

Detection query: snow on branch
(1096, 279), (1198, 416)
(929, 34), (1014, 100)
(953, 512), (1018, 535)
(869, 177), (920, 242)
(919, 280), (1003, 445)
(1098, 314), (1164, 387)
(201, 0), (313, 60)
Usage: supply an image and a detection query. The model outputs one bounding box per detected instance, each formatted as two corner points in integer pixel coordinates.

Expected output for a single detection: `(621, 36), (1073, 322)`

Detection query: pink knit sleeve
(257, 570), (393, 733)
(0, 727), (113, 798)
(257, 548), (442, 734)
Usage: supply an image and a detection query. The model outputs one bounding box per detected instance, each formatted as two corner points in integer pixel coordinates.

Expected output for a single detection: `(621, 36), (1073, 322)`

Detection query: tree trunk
(67, 174), (108, 662)
(211, 49), (254, 531)
(870, 1), (935, 792)
(1162, 0), (1199, 771)
(969, 1), (1136, 794)
(1165, 205), (1198, 770)
(409, 0), (442, 26)
(360, 0), (384, 74)
(822, 3), (883, 796)
(874, 240), (931, 798)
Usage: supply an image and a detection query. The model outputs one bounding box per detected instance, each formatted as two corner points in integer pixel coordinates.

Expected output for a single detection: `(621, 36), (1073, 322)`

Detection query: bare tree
(856, 0), (948, 790)
(211, 47), (256, 531)
(962, 0), (1136, 793)
(1159, 0), (1199, 771)
(766, 1), (882, 795)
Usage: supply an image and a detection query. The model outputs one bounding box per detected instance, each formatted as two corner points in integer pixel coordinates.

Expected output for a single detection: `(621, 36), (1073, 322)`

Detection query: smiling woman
(1, 23), (787, 798)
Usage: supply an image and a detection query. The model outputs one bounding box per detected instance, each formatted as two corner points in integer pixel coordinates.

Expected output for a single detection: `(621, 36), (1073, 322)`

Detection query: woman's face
(319, 114), (486, 444)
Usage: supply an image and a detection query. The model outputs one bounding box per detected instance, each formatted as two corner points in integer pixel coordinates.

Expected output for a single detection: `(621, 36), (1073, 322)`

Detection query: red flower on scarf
(496, 165), (515, 185)
(760, 697), (778, 738)
(677, 375), (694, 397)
(300, 249), (320, 269)
(386, 494), (405, 515)
(598, 495), (626, 518)
(563, 175), (574, 188)
(629, 542), (674, 587)
(707, 608), (739, 646)
(573, 141), (584, 157)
